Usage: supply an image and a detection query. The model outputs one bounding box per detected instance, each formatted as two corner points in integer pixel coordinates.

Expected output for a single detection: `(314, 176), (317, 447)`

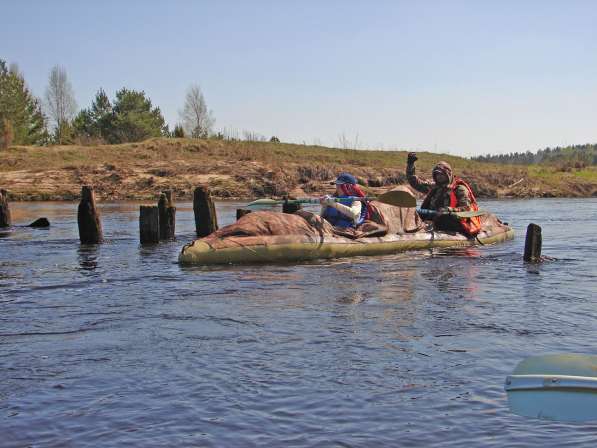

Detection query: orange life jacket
(449, 178), (482, 236)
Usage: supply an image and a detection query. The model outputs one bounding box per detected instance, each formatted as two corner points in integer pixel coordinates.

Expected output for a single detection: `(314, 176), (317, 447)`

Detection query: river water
(1, 199), (596, 447)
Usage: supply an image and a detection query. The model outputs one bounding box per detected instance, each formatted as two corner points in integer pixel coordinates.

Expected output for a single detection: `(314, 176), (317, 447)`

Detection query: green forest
(472, 144), (597, 168)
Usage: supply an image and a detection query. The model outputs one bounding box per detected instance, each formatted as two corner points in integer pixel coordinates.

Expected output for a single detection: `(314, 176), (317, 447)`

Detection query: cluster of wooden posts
(0, 185), (303, 246)
(77, 185), (222, 244)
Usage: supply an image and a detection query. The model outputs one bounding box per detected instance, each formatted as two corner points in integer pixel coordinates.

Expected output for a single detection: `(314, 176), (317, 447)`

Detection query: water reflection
(423, 266), (457, 294)
(436, 246), (482, 257)
(336, 292), (366, 304)
(138, 243), (161, 255)
(77, 245), (99, 271)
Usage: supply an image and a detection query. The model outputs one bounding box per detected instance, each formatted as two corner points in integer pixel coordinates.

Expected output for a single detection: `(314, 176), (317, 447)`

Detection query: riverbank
(1, 138), (596, 200)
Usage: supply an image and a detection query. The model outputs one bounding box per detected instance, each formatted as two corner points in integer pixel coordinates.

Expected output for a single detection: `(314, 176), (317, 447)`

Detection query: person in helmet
(320, 173), (370, 228)
(406, 152), (481, 236)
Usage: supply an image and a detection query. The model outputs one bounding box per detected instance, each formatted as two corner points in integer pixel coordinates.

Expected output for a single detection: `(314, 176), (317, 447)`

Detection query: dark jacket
(406, 161), (472, 212)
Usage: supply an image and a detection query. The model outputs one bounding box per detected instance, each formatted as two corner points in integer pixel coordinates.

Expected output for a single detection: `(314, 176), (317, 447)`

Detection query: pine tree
(73, 88), (113, 142)
(74, 88), (167, 143)
(109, 88), (167, 143)
(172, 124), (185, 138)
(0, 59), (48, 146)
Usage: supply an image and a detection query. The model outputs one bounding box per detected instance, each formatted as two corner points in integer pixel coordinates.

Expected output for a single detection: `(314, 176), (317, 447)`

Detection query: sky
(2, 0), (597, 156)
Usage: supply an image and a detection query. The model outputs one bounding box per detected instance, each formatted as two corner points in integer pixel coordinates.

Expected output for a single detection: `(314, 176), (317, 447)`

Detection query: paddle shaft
(289, 197), (373, 205)
(418, 208), (486, 219)
(248, 190), (417, 208)
(249, 197), (375, 206)
(248, 197), (484, 219)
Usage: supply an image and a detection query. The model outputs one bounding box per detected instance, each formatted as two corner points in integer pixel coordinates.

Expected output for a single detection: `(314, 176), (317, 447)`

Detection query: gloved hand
(320, 195), (336, 206)
(407, 152), (418, 164)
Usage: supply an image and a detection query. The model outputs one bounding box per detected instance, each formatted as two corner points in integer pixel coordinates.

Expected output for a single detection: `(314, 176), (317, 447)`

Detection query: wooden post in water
(78, 186), (103, 244)
(523, 223), (542, 262)
(140, 205), (160, 244)
(158, 190), (176, 240)
(236, 209), (252, 220)
(282, 197), (301, 214)
(193, 186), (218, 237)
(0, 189), (11, 228)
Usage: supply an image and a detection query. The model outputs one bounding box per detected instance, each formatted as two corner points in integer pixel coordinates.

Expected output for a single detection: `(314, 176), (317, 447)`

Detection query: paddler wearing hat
(406, 152), (482, 236)
(319, 173), (370, 228)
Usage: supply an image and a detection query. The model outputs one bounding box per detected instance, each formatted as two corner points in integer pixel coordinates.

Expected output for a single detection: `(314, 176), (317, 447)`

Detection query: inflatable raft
(179, 203), (514, 265)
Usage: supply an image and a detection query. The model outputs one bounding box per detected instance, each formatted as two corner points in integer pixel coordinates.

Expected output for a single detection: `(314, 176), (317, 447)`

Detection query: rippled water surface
(1, 199), (596, 447)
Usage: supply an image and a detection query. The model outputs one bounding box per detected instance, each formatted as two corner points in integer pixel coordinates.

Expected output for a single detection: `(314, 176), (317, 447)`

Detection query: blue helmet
(331, 172), (358, 185)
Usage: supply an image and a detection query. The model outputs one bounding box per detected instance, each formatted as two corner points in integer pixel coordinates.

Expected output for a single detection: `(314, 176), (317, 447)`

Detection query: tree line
(0, 59), (217, 149)
(472, 144), (597, 167)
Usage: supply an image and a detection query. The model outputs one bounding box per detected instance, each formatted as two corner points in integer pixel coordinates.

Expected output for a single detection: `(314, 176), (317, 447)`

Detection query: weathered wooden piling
(282, 198), (301, 214)
(236, 209), (252, 220)
(77, 186), (103, 244)
(158, 190), (176, 240)
(193, 186), (218, 237)
(523, 223), (542, 262)
(0, 189), (11, 228)
(140, 205), (160, 244)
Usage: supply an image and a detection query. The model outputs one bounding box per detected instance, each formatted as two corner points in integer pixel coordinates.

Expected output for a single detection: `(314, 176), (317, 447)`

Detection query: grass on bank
(0, 137), (514, 173)
(1, 138), (596, 197)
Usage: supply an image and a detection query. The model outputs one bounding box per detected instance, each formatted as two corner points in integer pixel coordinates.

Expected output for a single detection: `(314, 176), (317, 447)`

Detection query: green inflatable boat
(179, 201), (514, 265)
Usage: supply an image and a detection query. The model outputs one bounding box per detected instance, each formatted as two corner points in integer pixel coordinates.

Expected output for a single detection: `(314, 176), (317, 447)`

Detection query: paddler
(406, 152), (481, 236)
(320, 173), (370, 228)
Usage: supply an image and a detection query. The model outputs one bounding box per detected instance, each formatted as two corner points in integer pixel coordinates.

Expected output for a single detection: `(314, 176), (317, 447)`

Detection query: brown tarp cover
(182, 200), (513, 264)
(208, 201), (423, 241)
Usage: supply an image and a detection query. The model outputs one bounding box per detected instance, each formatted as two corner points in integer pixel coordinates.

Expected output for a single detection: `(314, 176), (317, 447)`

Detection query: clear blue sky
(3, 0), (597, 156)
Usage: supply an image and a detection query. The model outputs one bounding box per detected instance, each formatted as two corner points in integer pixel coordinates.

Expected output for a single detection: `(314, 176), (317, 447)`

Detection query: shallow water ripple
(0, 199), (596, 447)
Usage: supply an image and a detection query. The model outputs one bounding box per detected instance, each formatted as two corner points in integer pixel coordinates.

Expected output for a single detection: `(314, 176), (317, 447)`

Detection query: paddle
(247, 193), (486, 219)
(247, 189), (417, 209)
(505, 353), (597, 422)
(418, 209), (487, 219)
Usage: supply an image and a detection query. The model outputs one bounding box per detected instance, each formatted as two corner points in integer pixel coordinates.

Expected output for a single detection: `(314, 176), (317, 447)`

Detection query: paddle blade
(247, 197), (319, 208)
(505, 354), (597, 422)
(376, 189), (417, 208)
(247, 198), (282, 207)
(453, 210), (487, 219)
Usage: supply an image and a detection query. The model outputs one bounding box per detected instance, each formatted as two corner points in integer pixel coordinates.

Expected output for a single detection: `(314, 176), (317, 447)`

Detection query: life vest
(322, 196), (367, 228)
(449, 178), (482, 236)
